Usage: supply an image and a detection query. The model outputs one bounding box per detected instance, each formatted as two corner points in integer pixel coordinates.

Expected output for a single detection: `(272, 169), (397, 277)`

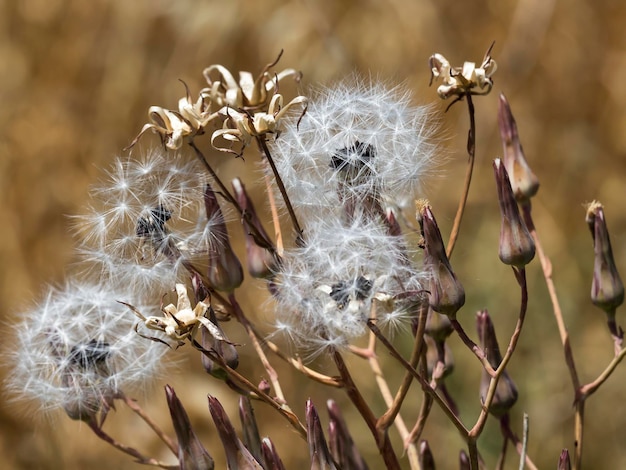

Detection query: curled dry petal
(429, 45), (497, 99)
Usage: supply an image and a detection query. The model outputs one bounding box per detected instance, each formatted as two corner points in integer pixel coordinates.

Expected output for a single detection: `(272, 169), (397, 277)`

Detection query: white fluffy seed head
(72, 150), (223, 298)
(271, 214), (426, 356)
(269, 78), (440, 219)
(5, 280), (168, 420)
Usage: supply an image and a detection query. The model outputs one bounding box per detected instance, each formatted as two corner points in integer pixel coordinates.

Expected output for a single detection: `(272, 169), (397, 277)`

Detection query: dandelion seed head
(5, 281), (168, 420)
(270, 78), (439, 219)
(271, 215), (427, 356)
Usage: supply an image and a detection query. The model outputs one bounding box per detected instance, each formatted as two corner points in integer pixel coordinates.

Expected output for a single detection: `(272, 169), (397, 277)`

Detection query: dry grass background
(2, 0), (626, 468)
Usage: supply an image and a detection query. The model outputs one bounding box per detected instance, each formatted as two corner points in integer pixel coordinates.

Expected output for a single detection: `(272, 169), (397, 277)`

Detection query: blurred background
(2, 0), (626, 468)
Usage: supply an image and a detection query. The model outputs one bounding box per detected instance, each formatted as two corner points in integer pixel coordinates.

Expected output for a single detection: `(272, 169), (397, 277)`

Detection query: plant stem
(451, 319), (496, 377)
(447, 94), (476, 258)
(228, 293), (290, 410)
(332, 349), (401, 470)
(87, 420), (178, 469)
(368, 320), (469, 437)
(119, 393), (178, 455)
(365, 332), (420, 469)
(256, 136), (304, 245)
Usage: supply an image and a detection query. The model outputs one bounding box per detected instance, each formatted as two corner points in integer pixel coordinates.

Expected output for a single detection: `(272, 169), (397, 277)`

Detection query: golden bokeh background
(2, 0), (626, 468)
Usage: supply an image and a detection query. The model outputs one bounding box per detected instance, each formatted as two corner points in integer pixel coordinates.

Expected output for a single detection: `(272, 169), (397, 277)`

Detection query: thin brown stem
(579, 346), (626, 398)
(447, 93), (476, 258)
(332, 349), (401, 470)
(261, 337), (341, 387)
(87, 420), (178, 469)
(193, 340), (307, 439)
(228, 293), (290, 410)
(364, 332), (420, 469)
(451, 319), (496, 377)
(522, 203), (583, 469)
(119, 393), (178, 455)
(367, 320), (469, 437)
(377, 304), (428, 432)
(256, 136), (304, 245)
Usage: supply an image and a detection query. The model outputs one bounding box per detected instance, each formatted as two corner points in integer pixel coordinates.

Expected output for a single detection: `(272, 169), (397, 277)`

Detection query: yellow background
(2, 0), (626, 468)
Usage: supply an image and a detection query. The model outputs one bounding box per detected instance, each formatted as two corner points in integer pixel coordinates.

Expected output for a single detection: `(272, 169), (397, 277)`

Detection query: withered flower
(429, 45), (497, 100)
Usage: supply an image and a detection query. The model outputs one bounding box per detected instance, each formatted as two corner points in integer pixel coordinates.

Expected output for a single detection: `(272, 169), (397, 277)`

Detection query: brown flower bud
(417, 202), (465, 318)
(419, 440), (436, 470)
(493, 159), (535, 267)
(239, 396), (264, 466)
(425, 309), (453, 343)
(262, 438), (286, 470)
(204, 184), (244, 291)
(459, 450), (470, 470)
(477, 310), (518, 417)
(557, 449), (571, 470)
(498, 94), (539, 202)
(208, 395), (263, 469)
(586, 201), (624, 316)
(306, 399), (338, 470)
(425, 334), (454, 381)
(327, 400), (368, 470)
(232, 178), (279, 279)
(165, 385), (215, 470)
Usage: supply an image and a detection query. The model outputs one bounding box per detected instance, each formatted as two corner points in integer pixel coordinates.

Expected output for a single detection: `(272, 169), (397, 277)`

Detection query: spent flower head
(73, 149), (214, 298)
(271, 214), (426, 354)
(6, 280), (168, 421)
(270, 78), (439, 218)
(429, 44), (497, 100)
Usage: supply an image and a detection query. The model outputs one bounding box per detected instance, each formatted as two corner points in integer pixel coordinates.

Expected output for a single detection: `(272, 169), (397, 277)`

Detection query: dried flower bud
(239, 396), (265, 467)
(493, 159), (535, 267)
(204, 184), (244, 292)
(232, 178), (279, 279)
(417, 202), (465, 318)
(166, 385), (215, 470)
(557, 449), (571, 470)
(586, 201), (624, 315)
(208, 396), (263, 469)
(306, 399), (338, 470)
(262, 438), (286, 470)
(477, 310), (518, 417)
(327, 400), (368, 470)
(419, 440), (436, 470)
(459, 450), (470, 470)
(498, 94), (539, 202)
